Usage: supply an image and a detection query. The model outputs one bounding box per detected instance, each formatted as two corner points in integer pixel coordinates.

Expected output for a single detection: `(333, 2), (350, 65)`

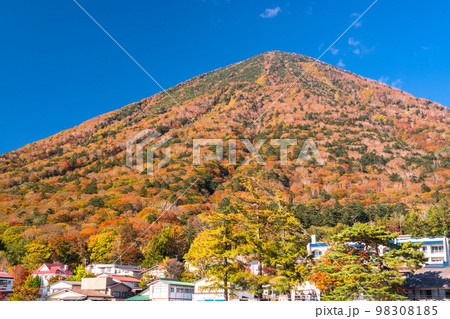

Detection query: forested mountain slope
(0, 51), (448, 269)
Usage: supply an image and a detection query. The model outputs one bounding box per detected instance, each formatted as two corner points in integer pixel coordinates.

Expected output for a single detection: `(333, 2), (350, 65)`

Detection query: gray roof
(403, 267), (450, 289)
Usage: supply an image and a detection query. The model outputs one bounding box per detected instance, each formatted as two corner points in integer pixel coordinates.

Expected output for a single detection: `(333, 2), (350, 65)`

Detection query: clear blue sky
(0, 0), (449, 154)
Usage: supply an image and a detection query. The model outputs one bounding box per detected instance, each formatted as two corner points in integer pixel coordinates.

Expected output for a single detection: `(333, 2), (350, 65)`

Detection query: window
(420, 290), (426, 299)
(431, 246), (444, 253)
(422, 246), (427, 252)
(314, 250), (322, 257)
(170, 287), (174, 293)
(113, 291), (120, 298)
(0, 280), (8, 288)
(122, 291), (127, 298)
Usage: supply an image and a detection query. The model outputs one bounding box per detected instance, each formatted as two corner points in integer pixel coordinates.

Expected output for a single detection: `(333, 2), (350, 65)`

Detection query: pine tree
(310, 223), (425, 300)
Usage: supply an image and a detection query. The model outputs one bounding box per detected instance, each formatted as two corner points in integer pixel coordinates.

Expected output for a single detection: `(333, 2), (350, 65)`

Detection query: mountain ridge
(2, 50), (446, 158)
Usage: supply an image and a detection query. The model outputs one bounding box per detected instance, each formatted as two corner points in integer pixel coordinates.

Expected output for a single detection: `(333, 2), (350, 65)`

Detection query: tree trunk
(224, 258), (228, 301)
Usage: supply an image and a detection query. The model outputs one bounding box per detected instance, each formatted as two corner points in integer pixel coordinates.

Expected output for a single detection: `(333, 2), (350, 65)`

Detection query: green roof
(126, 295), (151, 301)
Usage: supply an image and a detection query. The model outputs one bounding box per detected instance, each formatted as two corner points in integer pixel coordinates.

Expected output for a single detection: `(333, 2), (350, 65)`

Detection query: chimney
(311, 235), (317, 244)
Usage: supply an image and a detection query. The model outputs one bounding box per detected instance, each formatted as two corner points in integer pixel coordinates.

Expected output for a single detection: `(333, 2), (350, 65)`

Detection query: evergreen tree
(310, 223), (425, 300)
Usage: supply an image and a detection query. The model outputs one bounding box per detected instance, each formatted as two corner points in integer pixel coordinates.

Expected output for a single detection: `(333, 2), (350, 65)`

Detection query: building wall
(193, 278), (253, 301)
(147, 282), (194, 301)
(108, 284), (132, 299)
(48, 282), (80, 295)
(0, 277), (13, 292)
(407, 288), (450, 300)
(81, 277), (114, 291)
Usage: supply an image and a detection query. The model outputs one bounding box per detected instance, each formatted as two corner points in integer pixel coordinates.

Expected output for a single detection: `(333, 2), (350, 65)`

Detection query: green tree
(66, 265), (94, 281)
(142, 226), (186, 267)
(88, 231), (115, 263)
(311, 223), (425, 301)
(83, 180), (98, 194)
(421, 183), (431, 193)
(1, 226), (29, 265)
(22, 242), (51, 270)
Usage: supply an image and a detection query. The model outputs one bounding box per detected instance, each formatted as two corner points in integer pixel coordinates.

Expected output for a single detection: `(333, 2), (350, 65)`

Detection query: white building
(308, 235), (450, 268)
(32, 263), (73, 297)
(48, 280), (81, 295)
(394, 236), (449, 268)
(85, 264), (143, 278)
(292, 281), (321, 301)
(141, 278), (194, 301)
(193, 277), (254, 301)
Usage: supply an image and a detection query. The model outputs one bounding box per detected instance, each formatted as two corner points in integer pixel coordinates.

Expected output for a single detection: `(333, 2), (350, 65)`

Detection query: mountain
(0, 51), (448, 268)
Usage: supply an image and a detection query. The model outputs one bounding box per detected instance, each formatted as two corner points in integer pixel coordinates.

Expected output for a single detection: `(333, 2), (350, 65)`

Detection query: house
(141, 264), (166, 280)
(308, 235), (450, 268)
(403, 266), (450, 300)
(86, 264), (143, 279)
(307, 235), (331, 258)
(97, 274), (141, 289)
(81, 277), (134, 300)
(292, 281), (321, 301)
(141, 278), (194, 301)
(0, 271), (13, 300)
(193, 277), (254, 301)
(32, 263), (73, 296)
(394, 236), (449, 268)
(46, 289), (113, 301)
(48, 280), (81, 295)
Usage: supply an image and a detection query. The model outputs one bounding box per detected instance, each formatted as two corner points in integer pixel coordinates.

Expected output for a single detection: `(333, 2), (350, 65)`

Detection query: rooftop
(403, 267), (450, 289)
(126, 295), (151, 301)
(0, 271), (13, 279)
(110, 275), (140, 283)
(32, 263), (73, 276)
(150, 278), (195, 287)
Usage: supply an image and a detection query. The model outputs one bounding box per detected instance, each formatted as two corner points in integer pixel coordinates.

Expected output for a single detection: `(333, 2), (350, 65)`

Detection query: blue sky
(0, 0), (449, 154)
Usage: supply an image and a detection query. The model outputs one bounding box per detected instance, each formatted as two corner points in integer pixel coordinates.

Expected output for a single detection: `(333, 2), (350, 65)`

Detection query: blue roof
(413, 240), (443, 245)
(310, 243), (331, 248)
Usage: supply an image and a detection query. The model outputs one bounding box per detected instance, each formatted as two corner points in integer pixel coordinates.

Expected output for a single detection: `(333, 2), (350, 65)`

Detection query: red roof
(32, 263), (73, 276)
(0, 271), (13, 279)
(110, 276), (140, 283)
